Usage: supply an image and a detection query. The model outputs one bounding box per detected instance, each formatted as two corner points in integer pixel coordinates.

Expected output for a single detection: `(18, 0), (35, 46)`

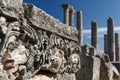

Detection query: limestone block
(76, 45), (101, 80)
(92, 56), (101, 80)
(23, 4), (78, 42)
(57, 73), (76, 80)
(48, 48), (65, 73)
(0, 0), (24, 20)
(76, 45), (119, 80)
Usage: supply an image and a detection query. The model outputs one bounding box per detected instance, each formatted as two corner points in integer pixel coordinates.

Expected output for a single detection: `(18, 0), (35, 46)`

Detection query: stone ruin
(0, 0), (119, 80)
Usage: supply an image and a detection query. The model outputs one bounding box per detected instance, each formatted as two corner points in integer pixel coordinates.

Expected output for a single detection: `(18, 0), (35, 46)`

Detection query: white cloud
(83, 26), (120, 38)
(83, 26), (120, 34)
(86, 34), (104, 39)
(83, 29), (90, 34)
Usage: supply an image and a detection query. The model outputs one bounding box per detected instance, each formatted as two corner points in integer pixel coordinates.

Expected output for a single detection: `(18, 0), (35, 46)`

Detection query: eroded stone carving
(48, 47), (65, 73)
(0, 0), (119, 80)
(70, 53), (80, 73)
(0, 15), (80, 80)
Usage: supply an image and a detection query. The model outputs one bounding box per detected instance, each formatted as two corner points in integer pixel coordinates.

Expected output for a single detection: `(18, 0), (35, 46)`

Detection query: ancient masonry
(115, 33), (119, 61)
(107, 17), (116, 61)
(91, 20), (98, 50)
(104, 34), (108, 54)
(77, 11), (83, 46)
(0, 0), (120, 80)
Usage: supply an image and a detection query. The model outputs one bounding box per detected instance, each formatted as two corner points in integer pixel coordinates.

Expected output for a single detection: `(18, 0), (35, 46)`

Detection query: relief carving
(0, 16), (81, 80)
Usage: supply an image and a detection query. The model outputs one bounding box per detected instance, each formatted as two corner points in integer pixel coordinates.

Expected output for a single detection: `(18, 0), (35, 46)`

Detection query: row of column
(62, 4), (119, 62)
(62, 4), (98, 49)
(91, 17), (120, 61)
(62, 4), (83, 46)
(61, 4), (98, 48)
(104, 17), (119, 61)
(104, 33), (119, 61)
(62, 4), (75, 26)
(89, 17), (120, 61)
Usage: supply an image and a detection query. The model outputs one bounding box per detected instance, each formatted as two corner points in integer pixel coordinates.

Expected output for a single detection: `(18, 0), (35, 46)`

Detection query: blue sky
(23, 0), (120, 51)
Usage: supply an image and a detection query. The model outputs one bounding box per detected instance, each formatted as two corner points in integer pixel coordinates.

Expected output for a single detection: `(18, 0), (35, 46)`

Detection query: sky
(23, 0), (120, 51)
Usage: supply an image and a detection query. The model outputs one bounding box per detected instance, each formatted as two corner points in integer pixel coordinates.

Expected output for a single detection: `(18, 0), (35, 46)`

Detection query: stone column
(77, 11), (83, 46)
(115, 33), (119, 61)
(107, 17), (115, 61)
(104, 34), (108, 54)
(69, 6), (75, 27)
(91, 20), (98, 50)
(61, 4), (70, 25)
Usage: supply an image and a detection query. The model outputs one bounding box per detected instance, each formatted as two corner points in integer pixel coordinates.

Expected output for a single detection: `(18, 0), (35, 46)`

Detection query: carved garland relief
(0, 16), (81, 80)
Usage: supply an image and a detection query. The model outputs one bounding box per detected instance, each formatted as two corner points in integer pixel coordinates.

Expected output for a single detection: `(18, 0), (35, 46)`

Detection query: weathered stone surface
(0, 0), (24, 20)
(76, 45), (100, 80)
(91, 20), (98, 50)
(57, 73), (76, 80)
(104, 34), (108, 54)
(107, 17), (115, 61)
(0, 11), (79, 80)
(23, 4), (78, 42)
(76, 44), (119, 80)
(77, 11), (83, 46)
(115, 33), (119, 61)
(0, 0), (119, 80)
(61, 4), (70, 25)
(112, 62), (120, 79)
(26, 70), (76, 80)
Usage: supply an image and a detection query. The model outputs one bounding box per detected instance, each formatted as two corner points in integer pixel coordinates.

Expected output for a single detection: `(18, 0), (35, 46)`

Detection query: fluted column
(69, 6), (75, 27)
(91, 20), (98, 50)
(115, 33), (119, 61)
(104, 34), (108, 54)
(77, 11), (83, 46)
(62, 4), (70, 25)
(107, 17), (115, 61)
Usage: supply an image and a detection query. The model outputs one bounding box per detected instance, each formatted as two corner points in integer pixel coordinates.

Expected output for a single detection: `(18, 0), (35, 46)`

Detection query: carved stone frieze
(0, 15), (80, 80)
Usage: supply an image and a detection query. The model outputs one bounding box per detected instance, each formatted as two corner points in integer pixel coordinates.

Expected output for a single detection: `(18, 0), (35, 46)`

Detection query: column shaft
(62, 4), (70, 25)
(91, 20), (98, 50)
(115, 33), (119, 61)
(69, 6), (75, 27)
(104, 34), (108, 54)
(77, 11), (83, 46)
(107, 17), (115, 61)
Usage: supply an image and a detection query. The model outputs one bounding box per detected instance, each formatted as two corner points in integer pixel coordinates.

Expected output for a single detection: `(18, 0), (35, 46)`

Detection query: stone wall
(76, 45), (119, 80)
(0, 0), (80, 80)
(0, 0), (119, 80)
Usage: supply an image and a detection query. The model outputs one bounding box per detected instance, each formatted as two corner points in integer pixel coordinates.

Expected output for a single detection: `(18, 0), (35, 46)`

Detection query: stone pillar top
(115, 33), (119, 43)
(69, 6), (75, 14)
(91, 20), (97, 23)
(69, 5), (75, 27)
(107, 17), (114, 22)
(107, 17), (114, 24)
(61, 4), (70, 9)
(91, 20), (98, 27)
(115, 33), (118, 36)
(108, 17), (113, 20)
(61, 4), (70, 25)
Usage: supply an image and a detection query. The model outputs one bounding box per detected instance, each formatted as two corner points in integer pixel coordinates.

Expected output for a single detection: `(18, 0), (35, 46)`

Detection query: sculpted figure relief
(69, 47), (81, 73)
(0, 17), (81, 80)
(0, 63), (9, 80)
(48, 47), (66, 73)
(2, 41), (29, 79)
(70, 53), (80, 73)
